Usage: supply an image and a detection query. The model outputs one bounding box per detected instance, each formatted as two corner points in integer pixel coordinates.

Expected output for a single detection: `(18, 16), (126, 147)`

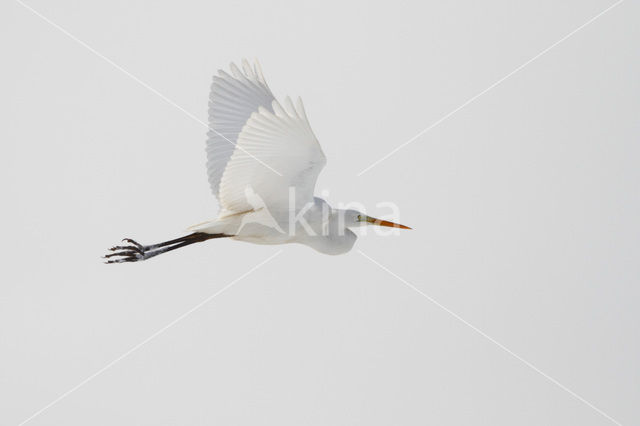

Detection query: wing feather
(206, 60), (275, 198)
(217, 98), (326, 214)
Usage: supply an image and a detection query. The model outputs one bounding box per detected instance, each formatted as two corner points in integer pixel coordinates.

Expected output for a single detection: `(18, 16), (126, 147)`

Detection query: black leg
(104, 232), (230, 263)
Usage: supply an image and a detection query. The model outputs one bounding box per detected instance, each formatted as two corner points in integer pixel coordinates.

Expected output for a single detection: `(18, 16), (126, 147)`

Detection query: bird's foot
(104, 238), (151, 263)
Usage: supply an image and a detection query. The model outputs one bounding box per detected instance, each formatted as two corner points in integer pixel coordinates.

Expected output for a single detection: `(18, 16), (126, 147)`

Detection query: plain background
(1, 0), (638, 425)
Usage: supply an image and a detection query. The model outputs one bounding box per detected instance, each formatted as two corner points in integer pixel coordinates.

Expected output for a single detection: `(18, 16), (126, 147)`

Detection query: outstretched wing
(206, 59), (275, 199)
(217, 96), (326, 214)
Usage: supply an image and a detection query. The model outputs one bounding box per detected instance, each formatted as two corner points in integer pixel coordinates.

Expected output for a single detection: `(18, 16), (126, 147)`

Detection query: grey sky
(1, 0), (638, 425)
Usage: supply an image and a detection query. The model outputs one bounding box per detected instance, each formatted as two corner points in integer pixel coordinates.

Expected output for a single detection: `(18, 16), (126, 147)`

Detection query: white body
(192, 197), (357, 255)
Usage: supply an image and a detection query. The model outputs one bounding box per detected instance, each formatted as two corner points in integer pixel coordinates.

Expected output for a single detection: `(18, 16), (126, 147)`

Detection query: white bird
(105, 60), (410, 263)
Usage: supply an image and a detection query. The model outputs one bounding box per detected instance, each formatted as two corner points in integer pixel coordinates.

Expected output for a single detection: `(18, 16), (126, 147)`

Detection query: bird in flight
(105, 60), (410, 263)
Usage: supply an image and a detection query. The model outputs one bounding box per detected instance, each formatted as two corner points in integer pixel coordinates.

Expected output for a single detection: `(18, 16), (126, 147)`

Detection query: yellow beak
(365, 216), (412, 230)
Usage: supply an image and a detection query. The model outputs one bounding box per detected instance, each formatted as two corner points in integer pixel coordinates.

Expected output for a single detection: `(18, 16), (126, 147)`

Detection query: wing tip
(295, 97), (308, 121)
(253, 58), (267, 84)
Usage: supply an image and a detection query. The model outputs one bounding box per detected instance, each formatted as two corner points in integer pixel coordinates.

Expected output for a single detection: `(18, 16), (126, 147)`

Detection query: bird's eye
(357, 215), (362, 221)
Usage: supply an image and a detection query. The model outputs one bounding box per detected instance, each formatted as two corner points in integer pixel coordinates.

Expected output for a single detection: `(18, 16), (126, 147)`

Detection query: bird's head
(342, 209), (411, 230)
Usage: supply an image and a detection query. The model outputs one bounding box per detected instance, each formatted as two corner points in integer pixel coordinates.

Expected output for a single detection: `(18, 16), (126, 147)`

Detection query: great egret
(105, 60), (410, 263)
